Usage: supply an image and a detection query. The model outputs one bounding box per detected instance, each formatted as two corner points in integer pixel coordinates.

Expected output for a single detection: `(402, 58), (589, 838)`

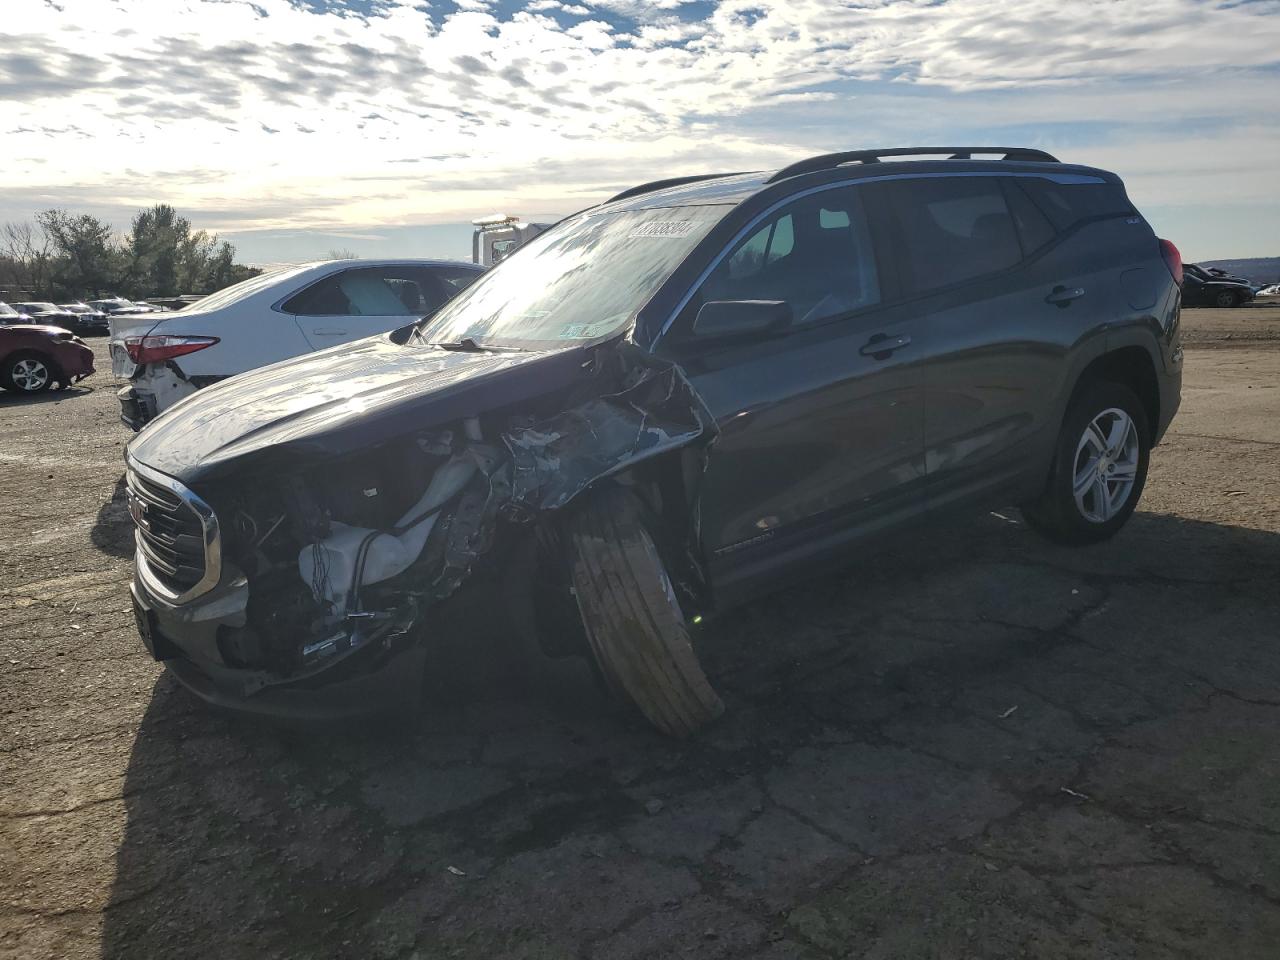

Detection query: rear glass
(1018, 178), (1134, 231)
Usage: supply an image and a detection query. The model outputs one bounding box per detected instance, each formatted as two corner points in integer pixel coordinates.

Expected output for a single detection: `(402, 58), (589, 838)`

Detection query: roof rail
(606, 172), (746, 205)
(765, 147), (1059, 184)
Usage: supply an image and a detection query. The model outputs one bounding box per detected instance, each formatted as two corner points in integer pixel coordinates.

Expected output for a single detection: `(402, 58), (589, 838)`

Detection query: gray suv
(124, 146), (1183, 736)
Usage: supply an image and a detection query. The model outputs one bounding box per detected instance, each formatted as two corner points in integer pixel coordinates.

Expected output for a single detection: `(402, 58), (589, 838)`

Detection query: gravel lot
(3, 305), (1280, 959)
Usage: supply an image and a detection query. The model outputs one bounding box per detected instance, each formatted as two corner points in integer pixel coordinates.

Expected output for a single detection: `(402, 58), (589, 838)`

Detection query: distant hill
(1199, 257), (1280, 284)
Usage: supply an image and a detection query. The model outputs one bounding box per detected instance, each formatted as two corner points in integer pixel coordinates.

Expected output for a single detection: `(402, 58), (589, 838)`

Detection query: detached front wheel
(567, 486), (724, 737)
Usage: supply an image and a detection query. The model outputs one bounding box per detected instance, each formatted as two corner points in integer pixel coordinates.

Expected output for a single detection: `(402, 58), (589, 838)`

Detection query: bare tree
(325, 248), (359, 260)
(0, 220), (54, 298)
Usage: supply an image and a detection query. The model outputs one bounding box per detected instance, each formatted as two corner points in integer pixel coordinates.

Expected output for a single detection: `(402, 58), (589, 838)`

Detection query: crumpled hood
(128, 333), (590, 484)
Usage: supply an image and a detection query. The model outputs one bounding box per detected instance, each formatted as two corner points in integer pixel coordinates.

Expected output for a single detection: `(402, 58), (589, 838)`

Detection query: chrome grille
(126, 459), (221, 604)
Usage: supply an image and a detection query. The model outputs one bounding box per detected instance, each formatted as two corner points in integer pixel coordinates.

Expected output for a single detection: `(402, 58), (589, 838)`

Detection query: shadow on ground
(91, 475), (134, 559)
(0, 384), (95, 407)
(100, 510), (1280, 959)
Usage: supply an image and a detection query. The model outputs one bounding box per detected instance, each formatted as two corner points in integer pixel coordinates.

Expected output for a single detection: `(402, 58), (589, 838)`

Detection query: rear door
(656, 183), (926, 595)
(282, 264), (478, 348)
(870, 174), (1115, 511)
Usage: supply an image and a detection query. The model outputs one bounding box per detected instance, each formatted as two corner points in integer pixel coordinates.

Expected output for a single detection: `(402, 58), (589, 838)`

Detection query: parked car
(0, 322), (94, 392)
(90, 297), (149, 315)
(1181, 263), (1254, 308)
(57, 302), (111, 336)
(13, 301), (79, 331)
(0, 302), (32, 325)
(1254, 282), (1280, 297)
(112, 258), (484, 429)
(124, 146), (1182, 735)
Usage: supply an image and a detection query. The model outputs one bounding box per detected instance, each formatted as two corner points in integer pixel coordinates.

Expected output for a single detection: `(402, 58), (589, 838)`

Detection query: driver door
(655, 184), (926, 599)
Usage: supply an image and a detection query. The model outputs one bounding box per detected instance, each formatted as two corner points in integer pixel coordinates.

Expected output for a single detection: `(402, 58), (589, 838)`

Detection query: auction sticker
(630, 220), (696, 239)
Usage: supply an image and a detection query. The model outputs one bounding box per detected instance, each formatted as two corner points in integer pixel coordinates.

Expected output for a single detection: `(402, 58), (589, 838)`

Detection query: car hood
(127, 333), (592, 484)
(3, 323), (75, 336)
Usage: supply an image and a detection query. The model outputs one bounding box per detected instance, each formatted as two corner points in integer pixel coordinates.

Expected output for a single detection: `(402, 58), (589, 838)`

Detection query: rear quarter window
(1018, 178), (1135, 231)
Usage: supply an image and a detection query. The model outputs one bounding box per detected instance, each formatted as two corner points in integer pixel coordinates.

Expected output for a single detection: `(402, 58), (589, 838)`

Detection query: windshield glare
(0, 303), (18, 316)
(420, 205), (728, 347)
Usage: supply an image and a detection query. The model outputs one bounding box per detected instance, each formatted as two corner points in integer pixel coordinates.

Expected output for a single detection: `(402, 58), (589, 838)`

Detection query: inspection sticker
(630, 220), (696, 239)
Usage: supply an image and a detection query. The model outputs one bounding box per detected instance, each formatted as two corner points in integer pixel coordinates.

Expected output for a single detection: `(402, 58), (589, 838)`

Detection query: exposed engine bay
(204, 346), (716, 693)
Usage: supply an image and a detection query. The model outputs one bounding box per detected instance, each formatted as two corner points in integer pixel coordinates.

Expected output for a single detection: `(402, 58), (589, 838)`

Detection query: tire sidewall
(1046, 381), (1151, 543)
(3, 351), (55, 393)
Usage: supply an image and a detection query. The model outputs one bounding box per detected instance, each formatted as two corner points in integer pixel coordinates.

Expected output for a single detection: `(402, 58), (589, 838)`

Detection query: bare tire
(1214, 290), (1239, 308)
(1022, 381), (1150, 545)
(1, 351), (54, 393)
(567, 486), (724, 737)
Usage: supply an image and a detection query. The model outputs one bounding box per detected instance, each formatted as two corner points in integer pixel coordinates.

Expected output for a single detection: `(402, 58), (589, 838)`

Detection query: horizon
(5, 0), (1280, 264)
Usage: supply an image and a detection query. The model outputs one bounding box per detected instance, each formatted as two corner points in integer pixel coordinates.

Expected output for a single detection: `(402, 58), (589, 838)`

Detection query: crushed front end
(125, 344), (716, 718)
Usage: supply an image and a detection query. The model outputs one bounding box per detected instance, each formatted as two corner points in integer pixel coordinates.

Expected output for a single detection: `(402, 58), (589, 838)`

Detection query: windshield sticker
(630, 220), (696, 239)
(558, 320), (618, 339)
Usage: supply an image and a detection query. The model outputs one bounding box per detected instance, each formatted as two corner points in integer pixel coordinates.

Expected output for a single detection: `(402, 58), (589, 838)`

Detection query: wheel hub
(1072, 407), (1139, 523)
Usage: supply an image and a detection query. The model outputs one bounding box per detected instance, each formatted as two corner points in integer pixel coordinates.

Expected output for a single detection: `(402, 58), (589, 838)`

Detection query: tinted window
(283, 266), (453, 317)
(1003, 179), (1057, 254)
(1018, 178), (1134, 232)
(691, 185), (880, 329)
(434, 266), (484, 293)
(879, 177), (1020, 294)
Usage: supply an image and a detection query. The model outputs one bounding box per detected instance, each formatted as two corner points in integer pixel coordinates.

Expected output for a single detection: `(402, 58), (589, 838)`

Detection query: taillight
(1158, 238), (1183, 286)
(125, 335), (219, 364)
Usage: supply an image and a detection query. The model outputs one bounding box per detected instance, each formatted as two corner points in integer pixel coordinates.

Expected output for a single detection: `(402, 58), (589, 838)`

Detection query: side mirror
(693, 300), (791, 341)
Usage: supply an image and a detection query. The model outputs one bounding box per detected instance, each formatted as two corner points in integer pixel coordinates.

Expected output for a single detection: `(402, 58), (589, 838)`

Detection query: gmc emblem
(127, 490), (151, 531)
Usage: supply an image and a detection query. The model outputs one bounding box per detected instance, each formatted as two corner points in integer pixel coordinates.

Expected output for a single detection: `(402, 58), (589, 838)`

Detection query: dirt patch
(3, 333), (1280, 959)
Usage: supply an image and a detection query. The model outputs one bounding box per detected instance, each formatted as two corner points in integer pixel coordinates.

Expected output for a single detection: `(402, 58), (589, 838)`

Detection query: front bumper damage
(130, 348), (717, 717)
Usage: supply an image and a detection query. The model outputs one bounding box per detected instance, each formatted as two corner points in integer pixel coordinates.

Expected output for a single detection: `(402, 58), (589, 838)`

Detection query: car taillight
(1159, 238), (1183, 286)
(125, 335), (219, 364)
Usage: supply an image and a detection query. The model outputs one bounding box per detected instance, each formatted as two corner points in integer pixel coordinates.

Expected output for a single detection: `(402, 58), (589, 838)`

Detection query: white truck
(471, 214), (553, 267)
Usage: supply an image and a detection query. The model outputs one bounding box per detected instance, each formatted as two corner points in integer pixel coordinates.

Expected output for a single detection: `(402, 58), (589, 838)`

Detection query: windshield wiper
(432, 336), (488, 352)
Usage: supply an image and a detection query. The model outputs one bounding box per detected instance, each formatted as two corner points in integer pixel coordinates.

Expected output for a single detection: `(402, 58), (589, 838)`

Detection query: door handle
(1046, 285), (1086, 306)
(859, 332), (912, 358)
(313, 328), (348, 336)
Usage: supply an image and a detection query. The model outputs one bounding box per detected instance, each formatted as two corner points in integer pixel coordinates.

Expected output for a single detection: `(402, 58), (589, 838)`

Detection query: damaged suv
(125, 147), (1183, 736)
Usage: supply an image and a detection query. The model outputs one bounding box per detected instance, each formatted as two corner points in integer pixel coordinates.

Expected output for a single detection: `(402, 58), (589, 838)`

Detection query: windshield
(420, 205), (728, 347)
(61, 304), (90, 312)
(22, 302), (60, 312)
(0, 303), (18, 316)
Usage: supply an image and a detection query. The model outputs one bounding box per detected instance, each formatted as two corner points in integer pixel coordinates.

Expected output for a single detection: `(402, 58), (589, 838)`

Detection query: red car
(0, 322), (95, 393)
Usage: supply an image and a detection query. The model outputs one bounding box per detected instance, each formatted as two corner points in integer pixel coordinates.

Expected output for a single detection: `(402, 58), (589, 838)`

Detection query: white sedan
(112, 258), (483, 429)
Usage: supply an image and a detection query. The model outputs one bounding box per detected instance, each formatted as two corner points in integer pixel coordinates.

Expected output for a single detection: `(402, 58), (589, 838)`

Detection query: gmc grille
(126, 461), (221, 603)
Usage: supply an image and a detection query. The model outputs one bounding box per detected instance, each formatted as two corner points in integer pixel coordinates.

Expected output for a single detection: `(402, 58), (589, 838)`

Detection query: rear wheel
(567, 486), (723, 737)
(1, 352), (55, 393)
(1214, 290), (1240, 308)
(1022, 381), (1150, 545)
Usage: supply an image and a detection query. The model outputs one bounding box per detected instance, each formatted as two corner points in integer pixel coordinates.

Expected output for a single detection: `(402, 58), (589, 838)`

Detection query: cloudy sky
(4, 0), (1279, 263)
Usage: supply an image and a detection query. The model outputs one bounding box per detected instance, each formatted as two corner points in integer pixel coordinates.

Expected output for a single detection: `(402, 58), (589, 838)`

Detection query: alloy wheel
(1072, 407), (1139, 523)
(11, 358), (49, 392)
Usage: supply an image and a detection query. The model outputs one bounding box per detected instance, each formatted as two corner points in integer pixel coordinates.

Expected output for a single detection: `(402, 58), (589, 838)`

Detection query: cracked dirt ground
(3, 306), (1280, 960)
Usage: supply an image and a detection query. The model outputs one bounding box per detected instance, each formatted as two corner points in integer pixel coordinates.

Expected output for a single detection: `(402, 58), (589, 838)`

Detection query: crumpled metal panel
(505, 358), (717, 512)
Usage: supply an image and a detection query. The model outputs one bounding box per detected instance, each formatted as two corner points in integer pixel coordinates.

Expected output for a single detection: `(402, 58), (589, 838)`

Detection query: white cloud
(0, 0), (1277, 258)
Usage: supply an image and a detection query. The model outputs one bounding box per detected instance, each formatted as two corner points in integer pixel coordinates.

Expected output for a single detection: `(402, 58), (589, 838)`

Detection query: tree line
(0, 204), (261, 303)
